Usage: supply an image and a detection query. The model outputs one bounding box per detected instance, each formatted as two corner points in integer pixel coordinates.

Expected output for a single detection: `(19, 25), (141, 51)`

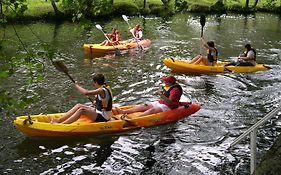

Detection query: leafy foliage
(1, 0), (28, 18)
(60, 0), (114, 21)
(0, 29), (54, 115)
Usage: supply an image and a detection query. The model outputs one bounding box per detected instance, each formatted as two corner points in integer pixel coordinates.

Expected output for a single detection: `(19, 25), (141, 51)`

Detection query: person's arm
(201, 38), (216, 52)
(157, 88), (181, 105)
(157, 90), (173, 104)
(75, 82), (104, 97)
(239, 50), (254, 61)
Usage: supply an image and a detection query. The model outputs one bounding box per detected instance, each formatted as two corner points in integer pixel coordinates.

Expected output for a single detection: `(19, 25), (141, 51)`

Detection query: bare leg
(50, 103), (84, 123)
(62, 105), (97, 124)
(100, 40), (106, 46)
(189, 55), (201, 64)
(194, 57), (211, 65)
(136, 107), (163, 117)
(116, 103), (153, 114)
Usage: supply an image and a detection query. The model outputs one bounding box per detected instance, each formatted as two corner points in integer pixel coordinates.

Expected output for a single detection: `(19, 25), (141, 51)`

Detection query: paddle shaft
(96, 25), (121, 56)
(52, 60), (94, 103)
(122, 15), (143, 50)
(66, 73), (94, 103)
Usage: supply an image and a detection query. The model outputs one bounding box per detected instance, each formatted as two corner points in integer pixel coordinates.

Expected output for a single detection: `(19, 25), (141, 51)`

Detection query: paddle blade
(200, 15), (206, 27)
(52, 60), (69, 73)
(122, 15), (129, 22)
(95, 24), (102, 31)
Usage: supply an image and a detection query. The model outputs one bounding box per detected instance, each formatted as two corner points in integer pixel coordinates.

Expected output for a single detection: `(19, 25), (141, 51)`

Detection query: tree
(245, 0), (250, 8)
(61, 0), (113, 20)
(161, 0), (172, 9)
(50, 0), (62, 17)
(253, 0), (259, 7)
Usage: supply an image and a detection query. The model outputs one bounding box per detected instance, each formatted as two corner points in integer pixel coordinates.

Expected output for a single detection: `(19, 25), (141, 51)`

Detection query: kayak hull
(163, 58), (271, 74)
(83, 39), (152, 54)
(13, 102), (200, 137)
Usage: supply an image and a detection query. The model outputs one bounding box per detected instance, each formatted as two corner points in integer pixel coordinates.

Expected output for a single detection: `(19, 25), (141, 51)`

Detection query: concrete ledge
(253, 134), (281, 175)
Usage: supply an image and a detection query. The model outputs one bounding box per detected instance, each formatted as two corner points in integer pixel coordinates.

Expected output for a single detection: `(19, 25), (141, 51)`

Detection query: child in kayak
(128, 24), (143, 43)
(190, 38), (218, 66)
(116, 75), (182, 118)
(100, 27), (120, 46)
(50, 74), (113, 124)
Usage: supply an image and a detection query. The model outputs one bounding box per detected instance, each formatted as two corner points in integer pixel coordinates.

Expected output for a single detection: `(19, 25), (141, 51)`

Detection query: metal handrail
(229, 103), (281, 174)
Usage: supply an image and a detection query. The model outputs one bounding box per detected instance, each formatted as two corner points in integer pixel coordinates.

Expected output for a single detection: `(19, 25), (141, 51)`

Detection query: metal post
(250, 129), (257, 174)
(230, 103), (281, 148)
(229, 103), (281, 174)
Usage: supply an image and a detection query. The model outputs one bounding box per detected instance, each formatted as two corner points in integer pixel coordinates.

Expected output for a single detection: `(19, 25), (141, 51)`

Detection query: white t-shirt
(247, 50), (255, 59)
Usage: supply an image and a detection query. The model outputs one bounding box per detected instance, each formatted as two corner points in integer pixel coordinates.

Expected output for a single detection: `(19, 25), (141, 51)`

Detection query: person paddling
(128, 24), (143, 43)
(189, 38), (218, 66)
(100, 27), (121, 46)
(50, 74), (113, 124)
(116, 75), (182, 118)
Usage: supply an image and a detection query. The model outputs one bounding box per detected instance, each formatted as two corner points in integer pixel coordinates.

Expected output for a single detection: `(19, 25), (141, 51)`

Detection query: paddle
(95, 24), (122, 57)
(199, 15), (206, 54)
(122, 15), (144, 51)
(51, 60), (94, 103)
(200, 15), (206, 37)
(52, 60), (137, 125)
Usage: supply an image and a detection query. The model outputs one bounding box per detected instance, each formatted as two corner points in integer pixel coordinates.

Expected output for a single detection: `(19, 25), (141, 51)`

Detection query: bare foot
(121, 114), (132, 120)
(116, 107), (125, 114)
(48, 116), (60, 124)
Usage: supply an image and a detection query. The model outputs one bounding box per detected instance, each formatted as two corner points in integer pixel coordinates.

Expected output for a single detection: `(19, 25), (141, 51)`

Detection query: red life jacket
(112, 31), (120, 42)
(159, 84), (183, 109)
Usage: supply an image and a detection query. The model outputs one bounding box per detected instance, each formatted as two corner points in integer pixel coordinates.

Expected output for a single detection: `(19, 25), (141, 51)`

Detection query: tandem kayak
(83, 39), (152, 54)
(13, 102), (200, 137)
(164, 58), (271, 74)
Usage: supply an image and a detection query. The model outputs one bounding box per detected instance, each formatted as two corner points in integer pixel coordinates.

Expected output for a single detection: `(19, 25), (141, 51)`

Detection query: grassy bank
(4, 0), (281, 21)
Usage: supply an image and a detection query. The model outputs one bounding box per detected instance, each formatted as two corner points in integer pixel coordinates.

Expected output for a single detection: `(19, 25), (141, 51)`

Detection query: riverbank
(2, 0), (281, 22)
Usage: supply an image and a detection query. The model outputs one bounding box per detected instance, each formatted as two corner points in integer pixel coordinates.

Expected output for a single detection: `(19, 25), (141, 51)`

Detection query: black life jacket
(95, 85), (113, 111)
(162, 84), (183, 98)
(244, 48), (256, 61)
(207, 48), (218, 63)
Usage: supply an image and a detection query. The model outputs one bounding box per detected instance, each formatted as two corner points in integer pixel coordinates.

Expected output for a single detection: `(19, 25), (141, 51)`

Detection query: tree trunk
(143, 0), (146, 9)
(0, 0), (2, 15)
(245, 0), (250, 8)
(50, 0), (61, 17)
(253, 0), (259, 7)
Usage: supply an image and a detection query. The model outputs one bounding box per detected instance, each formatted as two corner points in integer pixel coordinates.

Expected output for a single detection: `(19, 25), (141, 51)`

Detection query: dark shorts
(225, 61), (255, 66)
(95, 113), (108, 122)
(236, 61), (255, 66)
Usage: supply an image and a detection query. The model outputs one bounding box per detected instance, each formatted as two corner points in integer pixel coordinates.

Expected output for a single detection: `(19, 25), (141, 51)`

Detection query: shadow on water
(15, 135), (119, 168)
(136, 124), (178, 174)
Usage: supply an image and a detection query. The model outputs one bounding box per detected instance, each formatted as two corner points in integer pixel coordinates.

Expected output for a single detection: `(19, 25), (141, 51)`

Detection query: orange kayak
(83, 39), (152, 53)
(13, 102), (200, 137)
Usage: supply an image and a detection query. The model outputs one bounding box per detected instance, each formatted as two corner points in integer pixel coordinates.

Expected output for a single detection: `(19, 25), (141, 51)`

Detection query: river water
(1, 13), (281, 175)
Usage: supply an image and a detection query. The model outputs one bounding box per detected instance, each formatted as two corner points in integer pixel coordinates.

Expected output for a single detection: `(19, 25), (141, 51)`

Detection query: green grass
(4, 0), (281, 20)
(25, 0), (55, 17)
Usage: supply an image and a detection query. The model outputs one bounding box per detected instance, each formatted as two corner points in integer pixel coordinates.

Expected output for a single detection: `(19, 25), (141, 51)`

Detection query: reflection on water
(1, 13), (281, 174)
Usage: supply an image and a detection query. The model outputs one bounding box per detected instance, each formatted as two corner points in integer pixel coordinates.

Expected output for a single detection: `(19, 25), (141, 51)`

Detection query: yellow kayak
(13, 102), (200, 137)
(164, 58), (271, 74)
(83, 39), (152, 53)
